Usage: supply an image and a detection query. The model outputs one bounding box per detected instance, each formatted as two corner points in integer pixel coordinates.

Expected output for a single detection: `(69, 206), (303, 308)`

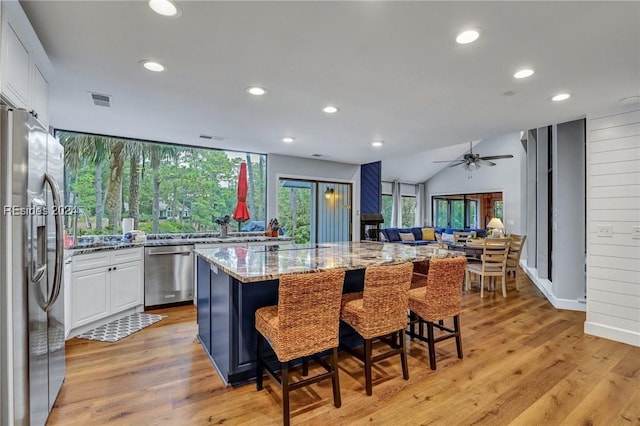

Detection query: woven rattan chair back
(416, 256), (467, 322)
(361, 262), (414, 336)
(277, 269), (346, 358)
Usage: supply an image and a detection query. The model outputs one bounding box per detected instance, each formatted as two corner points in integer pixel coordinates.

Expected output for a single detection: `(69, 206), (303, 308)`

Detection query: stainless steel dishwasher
(144, 245), (194, 307)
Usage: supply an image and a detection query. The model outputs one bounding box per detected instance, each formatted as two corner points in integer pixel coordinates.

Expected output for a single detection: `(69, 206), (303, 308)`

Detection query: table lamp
(487, 217), (505, 238)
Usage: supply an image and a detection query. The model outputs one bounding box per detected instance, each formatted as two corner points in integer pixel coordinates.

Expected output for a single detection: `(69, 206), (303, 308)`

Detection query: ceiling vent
(199, 134), (213, 140)
(90, 92), (111, 107)
(311, 154), (322, 157)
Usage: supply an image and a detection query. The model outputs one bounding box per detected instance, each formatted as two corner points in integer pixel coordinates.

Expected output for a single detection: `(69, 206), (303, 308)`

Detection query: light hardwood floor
(48, 272), (640, 425)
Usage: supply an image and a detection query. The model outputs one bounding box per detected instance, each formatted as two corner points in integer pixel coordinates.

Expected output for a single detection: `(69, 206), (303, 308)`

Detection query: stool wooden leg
(426, 321), (436, 370)
(256, 333), (264, 391)
(454, 315), (463, 360)
(330, 348), (341, 408)
(282, 361), (290, 426)
(419, 317), (424, 338)
(364, 339), (373, 396)
(409, 311), (416, 339)
(302, 356), (308, 376)
(399, 330), (409, 380)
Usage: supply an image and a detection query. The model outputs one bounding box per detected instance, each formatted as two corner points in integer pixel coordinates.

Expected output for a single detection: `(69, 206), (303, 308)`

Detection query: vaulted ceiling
(21, 1), (640, 181)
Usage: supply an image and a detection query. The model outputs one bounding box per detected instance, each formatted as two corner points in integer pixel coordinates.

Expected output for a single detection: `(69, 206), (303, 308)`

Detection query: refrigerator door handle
(42, 173), (64, 312)
(30, 197), (47, 284)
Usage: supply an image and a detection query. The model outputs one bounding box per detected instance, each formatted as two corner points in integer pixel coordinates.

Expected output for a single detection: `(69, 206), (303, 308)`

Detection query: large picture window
(432, 192), (502, 229)
(58, 131), (267, 235)
(401, 195), (416, 228)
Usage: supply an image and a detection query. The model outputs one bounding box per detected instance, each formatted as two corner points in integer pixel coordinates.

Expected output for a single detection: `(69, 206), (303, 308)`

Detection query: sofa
(380, 227), (488, 245)
(379, 227), (440, 246)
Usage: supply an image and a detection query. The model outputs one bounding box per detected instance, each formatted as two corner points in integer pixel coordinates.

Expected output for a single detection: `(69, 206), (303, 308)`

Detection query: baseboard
(584, 321), (640, 347)
(520, 261), (586, 312)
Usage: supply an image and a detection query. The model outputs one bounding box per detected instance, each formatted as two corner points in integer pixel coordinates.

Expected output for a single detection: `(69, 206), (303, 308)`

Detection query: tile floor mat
(76, 313), (166, 343)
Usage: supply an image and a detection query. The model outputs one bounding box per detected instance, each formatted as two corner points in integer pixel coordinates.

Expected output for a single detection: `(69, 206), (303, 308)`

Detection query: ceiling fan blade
(480, 154), (514, 160)
(432, 160), (460, 163)
(477, 159), (496, 166)
(448, 161), (466, 167)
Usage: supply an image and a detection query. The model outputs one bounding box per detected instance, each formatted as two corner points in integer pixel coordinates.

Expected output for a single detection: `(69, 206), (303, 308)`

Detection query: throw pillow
(399, 232), (415, 242)
(421, 228), (435, 241)
(386, 228), (400, 242)
(441, 233), (455, 243)
(379, 232), (387, 242)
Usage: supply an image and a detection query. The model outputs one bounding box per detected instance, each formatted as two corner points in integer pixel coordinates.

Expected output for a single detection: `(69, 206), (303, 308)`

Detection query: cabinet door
(110, 261), (143, 313)
(71, 268), (109, 328)
(31, 64), (48, 126)
(1, 23), (30, 108)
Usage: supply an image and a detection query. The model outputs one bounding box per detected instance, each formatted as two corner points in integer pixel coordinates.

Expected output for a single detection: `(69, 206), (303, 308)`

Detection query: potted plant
(215, 215), (231, 238)
(268, 218), (280, 237)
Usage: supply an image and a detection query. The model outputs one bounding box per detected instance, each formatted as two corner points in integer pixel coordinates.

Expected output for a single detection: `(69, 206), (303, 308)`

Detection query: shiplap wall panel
(589, 278), (640, 296)
(590, 123), (640, 141)
(591, 160), (640, 175)
(588, 289), (640, 309)
(586, 104), (640, 346)
(590, 243), (640, 259)
(591, 172), (640, 187)
(590, 135), (640, 153)
(590, 185), (640, 198)
(589, 109), (640, 128)
(591, 148), (640, 164)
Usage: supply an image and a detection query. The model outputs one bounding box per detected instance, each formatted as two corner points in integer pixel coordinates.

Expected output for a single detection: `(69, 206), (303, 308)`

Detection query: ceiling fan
(433, 141), (513, 176)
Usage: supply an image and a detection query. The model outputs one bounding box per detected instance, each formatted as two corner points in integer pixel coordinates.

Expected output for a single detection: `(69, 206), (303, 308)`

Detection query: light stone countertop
(195, 241), (465, 283)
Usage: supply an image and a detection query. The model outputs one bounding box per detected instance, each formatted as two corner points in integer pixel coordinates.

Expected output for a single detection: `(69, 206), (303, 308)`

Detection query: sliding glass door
(278, 179), (351, 244)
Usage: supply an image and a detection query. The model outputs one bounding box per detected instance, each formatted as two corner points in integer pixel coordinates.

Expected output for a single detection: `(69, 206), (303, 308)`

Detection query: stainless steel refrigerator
(0, 106), (65, 426)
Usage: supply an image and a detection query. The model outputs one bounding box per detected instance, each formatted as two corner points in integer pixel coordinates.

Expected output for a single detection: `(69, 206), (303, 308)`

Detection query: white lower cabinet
(67, 247), (143, 338)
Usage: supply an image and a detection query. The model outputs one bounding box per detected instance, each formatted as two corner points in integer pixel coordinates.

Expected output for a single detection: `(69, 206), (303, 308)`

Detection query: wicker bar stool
(407, 256), (467, 370)
(340, 262), (414, 396)
(255, 269), (346, 426)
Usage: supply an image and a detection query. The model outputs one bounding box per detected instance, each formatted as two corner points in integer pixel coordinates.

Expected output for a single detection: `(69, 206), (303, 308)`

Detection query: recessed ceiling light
(141, 60), (165, 72)
(247, 86), (266, 96)
(148, 0), (181, 17)
(371, 141), (384, 147)
(282, 137), (294, 143)
(456, 29), (480, 44)
(514, 69), (535, 79)
(323, 105), (339, 114)
(551, 93), (571, 102)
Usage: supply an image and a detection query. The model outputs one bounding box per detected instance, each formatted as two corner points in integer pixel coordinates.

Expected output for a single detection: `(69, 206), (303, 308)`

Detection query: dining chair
(340, 262), (414, 396)
(506, 234), (527, 289)
(464, 237), (511, 297)
(255, 269), (346, 426)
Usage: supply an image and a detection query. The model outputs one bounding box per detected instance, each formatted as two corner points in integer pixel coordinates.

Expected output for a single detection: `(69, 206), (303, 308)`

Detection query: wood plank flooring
(47, 272), (640, 425)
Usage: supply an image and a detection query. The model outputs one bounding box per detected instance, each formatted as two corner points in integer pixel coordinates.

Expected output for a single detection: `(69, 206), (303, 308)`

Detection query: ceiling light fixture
(514, 69), (535, 79)
(148, 0), (181, 17)
(282, 137), (294, 143)
(141, 60), (165, 72)
(323, 105), (339, 114)
(456, 29), (480, 44)
(247, 86), (266, 96)
(371, 141), (384, 147)
(551, 93), (571, 102)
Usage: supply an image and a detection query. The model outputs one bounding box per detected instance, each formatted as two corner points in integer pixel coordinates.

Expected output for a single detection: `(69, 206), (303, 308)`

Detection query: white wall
(425, 132), (525, 235)
(584, 104), (640, 347)
(266, 154), (361, 241)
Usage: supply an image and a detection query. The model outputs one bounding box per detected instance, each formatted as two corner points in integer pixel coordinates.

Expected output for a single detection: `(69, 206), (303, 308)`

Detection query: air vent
(90, 92), (111, 107)
(199, 134), (213, 140)
(311, 154), (322, 157)
(199, 135), (227, 141)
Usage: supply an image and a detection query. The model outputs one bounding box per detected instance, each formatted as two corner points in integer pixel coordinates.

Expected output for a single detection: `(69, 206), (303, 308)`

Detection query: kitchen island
(195, 241), (463, 386)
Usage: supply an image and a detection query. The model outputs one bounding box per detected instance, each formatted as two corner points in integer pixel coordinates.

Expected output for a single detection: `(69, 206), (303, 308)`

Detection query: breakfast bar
(195, 241), (462, 386)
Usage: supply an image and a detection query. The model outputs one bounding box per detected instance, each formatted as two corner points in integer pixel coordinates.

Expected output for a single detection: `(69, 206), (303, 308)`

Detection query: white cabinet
(0, 22), (29, 108)
(0, 1), (52, 126)
(68, 248), (144, 337)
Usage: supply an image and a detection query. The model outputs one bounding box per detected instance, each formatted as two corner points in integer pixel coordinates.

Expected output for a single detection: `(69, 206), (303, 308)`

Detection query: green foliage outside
(401, 196), (416, 228)
(59, 131), (267, 236)
(278, 185), (312, 243)
(381, 195), (393, 228)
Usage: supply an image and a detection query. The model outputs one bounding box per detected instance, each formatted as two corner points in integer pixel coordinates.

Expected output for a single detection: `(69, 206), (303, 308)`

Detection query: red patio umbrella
(232, 162), (251, 227)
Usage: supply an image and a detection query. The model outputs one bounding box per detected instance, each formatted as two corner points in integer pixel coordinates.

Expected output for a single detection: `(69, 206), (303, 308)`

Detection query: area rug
(76, 313), (166, 343)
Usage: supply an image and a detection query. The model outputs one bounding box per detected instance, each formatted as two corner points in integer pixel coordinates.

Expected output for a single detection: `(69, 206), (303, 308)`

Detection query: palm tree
(105, 141), (125, 233)
(125, 141), (143, 229)
(58, 132), (108, 230)
(146, 144), (182, 233)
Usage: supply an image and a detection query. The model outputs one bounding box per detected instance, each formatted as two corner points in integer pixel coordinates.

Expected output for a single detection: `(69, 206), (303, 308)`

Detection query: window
(494, 200), (504, 222)
(401, 196), (416, 228)
(467, 200), (478, 228)
(381, 194), (393, 228)
(450, 200), (464, 229)
(432, 193), (500, 229)
(434, 199), (448, 228)
(59, 130), (267, 235)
